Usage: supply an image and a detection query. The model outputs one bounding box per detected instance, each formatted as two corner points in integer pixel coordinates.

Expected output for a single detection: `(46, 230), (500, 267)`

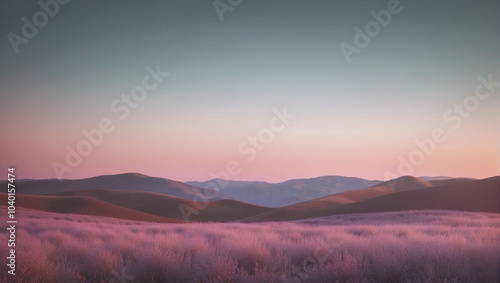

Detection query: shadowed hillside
(242, 176), (496, 222)
(3, 173), (231, 201)
(0, 193), (182, 223)
(189, 176), (382, 207)
(50, 189), (273, 222)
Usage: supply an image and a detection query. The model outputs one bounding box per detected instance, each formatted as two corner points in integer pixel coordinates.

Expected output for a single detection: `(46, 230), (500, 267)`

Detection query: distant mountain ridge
(4, 173), (232, 201)
(0, 174), (494, 223)
(1, 173), (475, 208)
(188, 176), (383, 207)
(241, 176), (496, 222)
(418, 176), (471, 181)
(2, 173), (387, 207)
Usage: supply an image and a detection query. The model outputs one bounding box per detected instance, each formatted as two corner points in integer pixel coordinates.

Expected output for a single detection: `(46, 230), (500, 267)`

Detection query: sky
(0, 0), (498, 182)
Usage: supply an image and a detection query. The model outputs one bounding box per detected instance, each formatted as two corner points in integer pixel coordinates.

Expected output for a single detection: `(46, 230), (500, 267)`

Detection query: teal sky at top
(0, 0), (498, 181)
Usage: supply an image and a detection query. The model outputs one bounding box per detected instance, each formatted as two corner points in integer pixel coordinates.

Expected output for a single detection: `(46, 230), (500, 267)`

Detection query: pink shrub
(15, 232), (59, 283)
(223, 240), (271, 273)
(308, 252), (370, 283)
(81, 249), (119, 281)
(1, 206), (499, 282)
(191, 252), (239, 283)
(179, 236), (210, 256)
(132, 248), (191, 282)
(51, 237), (88, 265)
(37, 230), (73, 246)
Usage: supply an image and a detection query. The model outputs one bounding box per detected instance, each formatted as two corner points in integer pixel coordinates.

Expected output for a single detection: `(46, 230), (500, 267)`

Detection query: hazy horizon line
(1, 171), (487, 184)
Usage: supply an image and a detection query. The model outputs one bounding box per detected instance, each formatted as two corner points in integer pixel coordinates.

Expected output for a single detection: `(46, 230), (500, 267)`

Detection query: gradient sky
(0, 0), (498, 182)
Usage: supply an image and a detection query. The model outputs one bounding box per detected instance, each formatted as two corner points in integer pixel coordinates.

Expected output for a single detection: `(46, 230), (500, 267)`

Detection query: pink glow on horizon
(1, 95), (498, 182)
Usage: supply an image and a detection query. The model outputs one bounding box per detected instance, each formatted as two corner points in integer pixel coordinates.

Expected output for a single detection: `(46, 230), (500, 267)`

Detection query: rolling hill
(3, 173), (231, 201)
(3, 173), (488, 223)
(49, 189), (273, 222)
(5, 173), (385, 207)
(188, 176), (383, 207)
(242, 176), (492, 222)
(0, 193), (182, 223)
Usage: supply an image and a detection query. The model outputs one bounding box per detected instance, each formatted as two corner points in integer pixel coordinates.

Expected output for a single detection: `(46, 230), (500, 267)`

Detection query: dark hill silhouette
(0, 192), (182, 223)
(50, 189), (272, 222)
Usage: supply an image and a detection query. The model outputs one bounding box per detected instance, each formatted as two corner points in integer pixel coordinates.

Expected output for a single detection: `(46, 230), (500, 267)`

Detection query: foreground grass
(0, 207), (499, 282)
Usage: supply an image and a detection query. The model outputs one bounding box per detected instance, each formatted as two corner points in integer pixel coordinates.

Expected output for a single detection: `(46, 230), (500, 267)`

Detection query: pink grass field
(1, 206), (499, 283)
